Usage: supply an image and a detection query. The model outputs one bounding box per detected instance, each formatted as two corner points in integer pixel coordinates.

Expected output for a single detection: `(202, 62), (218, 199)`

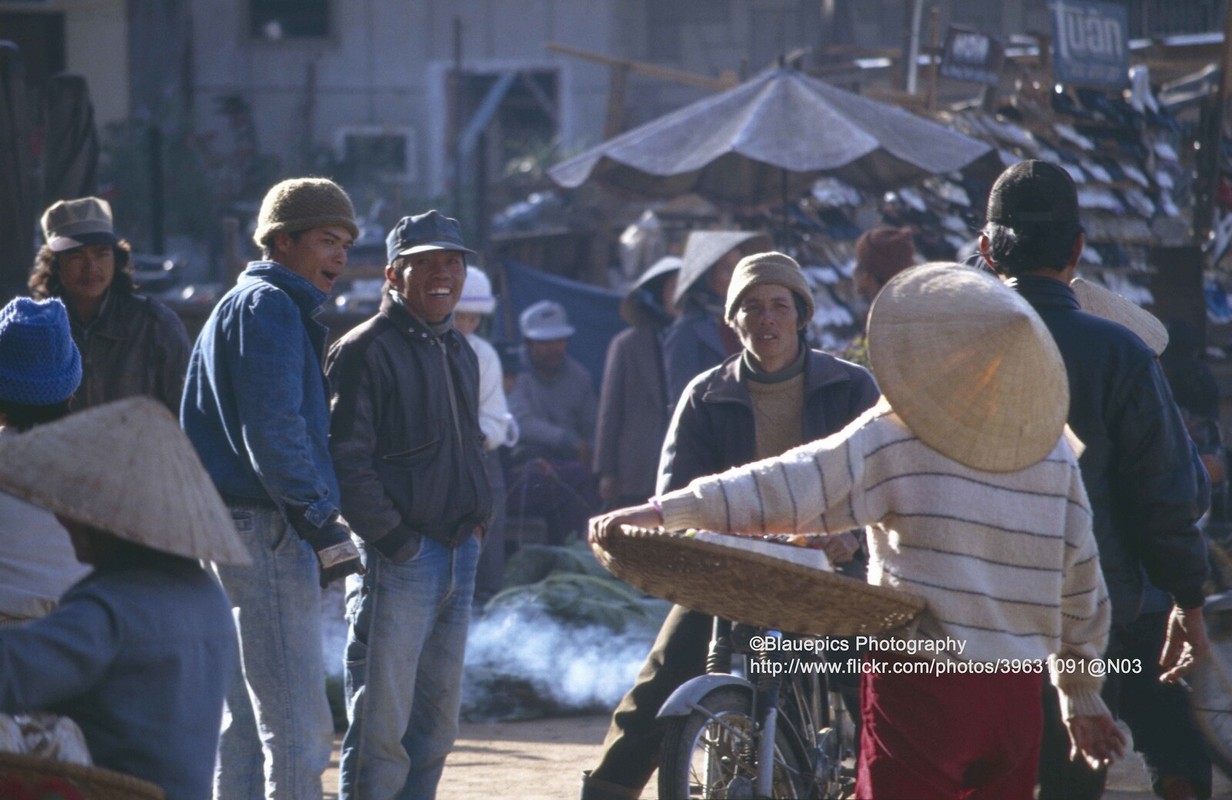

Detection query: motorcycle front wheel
(658, 685), (811, 799)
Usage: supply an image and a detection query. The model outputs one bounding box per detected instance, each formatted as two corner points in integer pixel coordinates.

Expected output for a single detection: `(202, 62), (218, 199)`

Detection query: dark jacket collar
(74, 289), (134, 341)
(702, 348), (855, 406)
(1011, 274), (1080, 311)
(378, 290), (459, 344)
(243, 261), (328, 313)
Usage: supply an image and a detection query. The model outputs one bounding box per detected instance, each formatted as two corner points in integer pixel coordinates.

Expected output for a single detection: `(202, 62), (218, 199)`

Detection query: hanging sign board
(939, 27), (1003, 86)
(1050, 0), (1129, 89)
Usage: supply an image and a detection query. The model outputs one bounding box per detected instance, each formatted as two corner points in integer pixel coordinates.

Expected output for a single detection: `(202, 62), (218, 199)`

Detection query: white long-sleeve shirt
(464, 332), (516, 450)
(658, 400), (1111, 718)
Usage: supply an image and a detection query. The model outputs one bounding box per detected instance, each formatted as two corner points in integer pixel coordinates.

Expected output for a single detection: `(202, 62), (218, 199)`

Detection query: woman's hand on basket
(588, 503), (663, 547)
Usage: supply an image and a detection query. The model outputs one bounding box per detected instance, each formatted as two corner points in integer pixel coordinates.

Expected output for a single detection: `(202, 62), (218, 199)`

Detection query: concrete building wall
(190, 0), (619, 198)
(0, 0), (129, 124)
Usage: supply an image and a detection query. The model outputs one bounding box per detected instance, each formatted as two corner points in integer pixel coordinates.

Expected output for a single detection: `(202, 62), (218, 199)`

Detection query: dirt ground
(320, 713), (1232, 799)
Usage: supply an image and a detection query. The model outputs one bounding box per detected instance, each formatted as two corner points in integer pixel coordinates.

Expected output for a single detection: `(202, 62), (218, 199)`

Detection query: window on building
(250, 0), (328, 39)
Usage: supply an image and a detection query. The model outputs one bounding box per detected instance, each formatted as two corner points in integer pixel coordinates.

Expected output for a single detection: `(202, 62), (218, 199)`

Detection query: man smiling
(181, 176), (365, 799)
(325, 210), (492, 799)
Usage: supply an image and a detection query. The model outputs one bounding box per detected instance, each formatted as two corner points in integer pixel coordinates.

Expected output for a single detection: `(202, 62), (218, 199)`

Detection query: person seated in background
(595, 255), (681, 510)
(0, 297), (89, 627)
(28, 196), (191, 413)
(507, 299), (598, 545)
(0, 397), (248, 800)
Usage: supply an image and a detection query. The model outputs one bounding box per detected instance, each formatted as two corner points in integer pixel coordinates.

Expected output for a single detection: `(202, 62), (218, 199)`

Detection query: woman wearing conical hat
(592, 264), (1126, 799)
(0, 397), (248, 799)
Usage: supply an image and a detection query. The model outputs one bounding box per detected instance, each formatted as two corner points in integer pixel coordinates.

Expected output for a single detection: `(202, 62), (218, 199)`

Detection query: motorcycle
(655, 618), (857, 799)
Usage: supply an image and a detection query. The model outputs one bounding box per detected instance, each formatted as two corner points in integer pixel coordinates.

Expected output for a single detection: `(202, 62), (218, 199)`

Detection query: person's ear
(978, 233), (993, 265)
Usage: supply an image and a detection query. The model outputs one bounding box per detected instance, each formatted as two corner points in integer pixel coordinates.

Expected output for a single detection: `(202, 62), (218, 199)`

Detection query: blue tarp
(490, 260), (625, 391)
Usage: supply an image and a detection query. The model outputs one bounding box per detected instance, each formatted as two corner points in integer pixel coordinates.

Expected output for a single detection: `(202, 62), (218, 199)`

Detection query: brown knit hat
(724, 251), (815, 322)
(253, 177), (359, 246)
(855, 226), (916, 286)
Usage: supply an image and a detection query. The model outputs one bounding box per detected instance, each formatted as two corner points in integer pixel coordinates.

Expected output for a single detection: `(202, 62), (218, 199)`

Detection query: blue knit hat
(0, 298), (82, 405)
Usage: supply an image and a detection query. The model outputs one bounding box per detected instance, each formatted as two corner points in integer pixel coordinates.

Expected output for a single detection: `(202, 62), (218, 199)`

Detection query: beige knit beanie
(253, 177), (359, 246)
(724, 251), (815, 322)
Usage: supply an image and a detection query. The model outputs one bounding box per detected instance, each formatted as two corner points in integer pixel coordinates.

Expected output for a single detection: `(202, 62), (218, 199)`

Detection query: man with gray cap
(507, 299), (599, 544)
(979, 159), (1209, 800)
(181, 176), (365, 799)
(325, 209), (491, 799)
(29, 196), (190, 412)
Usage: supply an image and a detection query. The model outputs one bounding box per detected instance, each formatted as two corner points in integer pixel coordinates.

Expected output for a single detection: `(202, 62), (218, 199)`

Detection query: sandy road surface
(320, 713), (1232, 799)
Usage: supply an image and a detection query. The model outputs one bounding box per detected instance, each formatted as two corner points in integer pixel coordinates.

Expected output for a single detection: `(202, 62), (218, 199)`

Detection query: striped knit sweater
(659, 400), (1112, 719)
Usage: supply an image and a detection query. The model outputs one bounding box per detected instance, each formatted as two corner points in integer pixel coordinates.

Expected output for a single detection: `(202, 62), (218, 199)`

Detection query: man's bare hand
(1065, 713), (1128, 770)
(588, 503), (662, 547)
(1160, 605), (1208, 684)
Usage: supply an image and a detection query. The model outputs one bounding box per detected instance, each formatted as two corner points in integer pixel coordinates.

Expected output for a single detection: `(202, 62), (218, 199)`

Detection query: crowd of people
(0, 156), (1220, 800)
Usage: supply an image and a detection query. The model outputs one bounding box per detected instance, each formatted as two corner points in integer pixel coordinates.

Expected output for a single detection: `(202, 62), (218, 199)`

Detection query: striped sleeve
(659, 418), (874, 536)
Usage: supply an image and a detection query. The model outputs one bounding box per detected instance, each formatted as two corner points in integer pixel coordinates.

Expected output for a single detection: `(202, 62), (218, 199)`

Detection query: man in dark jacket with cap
(182, 176), (365, 799)
(979, 160), (1209, 800)
(326, 210), (491, 800)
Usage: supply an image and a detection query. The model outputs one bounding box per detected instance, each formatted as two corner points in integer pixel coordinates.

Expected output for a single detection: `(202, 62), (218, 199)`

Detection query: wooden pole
(546, 42), (735, 91)
(925, 5), (941, 111)
(604, 63), (630, 139)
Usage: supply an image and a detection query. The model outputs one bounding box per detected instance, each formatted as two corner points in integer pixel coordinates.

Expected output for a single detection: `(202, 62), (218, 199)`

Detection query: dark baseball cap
(386, 210), (476, 264)
(986, 160), (1080, 227)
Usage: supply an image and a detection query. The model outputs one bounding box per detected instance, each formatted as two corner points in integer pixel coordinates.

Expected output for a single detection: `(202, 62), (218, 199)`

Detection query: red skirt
(857, 653), (1043, 800)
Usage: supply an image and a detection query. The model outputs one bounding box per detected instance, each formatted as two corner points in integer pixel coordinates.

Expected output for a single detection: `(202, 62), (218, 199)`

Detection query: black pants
(590, 604), (712, 792)
(1038, 615), (1213, 800)
(1119, 610), (1213, 799)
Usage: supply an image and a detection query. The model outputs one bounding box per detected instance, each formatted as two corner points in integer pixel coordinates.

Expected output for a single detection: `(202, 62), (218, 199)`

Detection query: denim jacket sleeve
(230, 289), (339, 525)
(0, 592), (120, 713)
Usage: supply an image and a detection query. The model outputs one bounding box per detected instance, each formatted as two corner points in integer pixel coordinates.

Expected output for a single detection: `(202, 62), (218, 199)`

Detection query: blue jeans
(212, 501), (334, 800)
(339, 534), (480, 800)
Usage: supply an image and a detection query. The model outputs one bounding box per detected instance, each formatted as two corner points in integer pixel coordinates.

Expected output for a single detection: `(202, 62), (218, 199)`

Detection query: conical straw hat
(867, 263), (1069, 472)
(673, 230), (771, 305)
(0, 397), (250, 565)
(1071, 277), (1168, 356)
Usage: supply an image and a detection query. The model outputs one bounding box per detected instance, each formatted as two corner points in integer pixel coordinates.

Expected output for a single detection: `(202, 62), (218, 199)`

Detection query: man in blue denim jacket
(181, 177), (364, 800)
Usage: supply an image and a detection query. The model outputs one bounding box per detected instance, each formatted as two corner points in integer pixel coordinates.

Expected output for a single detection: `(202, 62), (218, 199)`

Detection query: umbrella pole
(780, 168), (790, 246)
